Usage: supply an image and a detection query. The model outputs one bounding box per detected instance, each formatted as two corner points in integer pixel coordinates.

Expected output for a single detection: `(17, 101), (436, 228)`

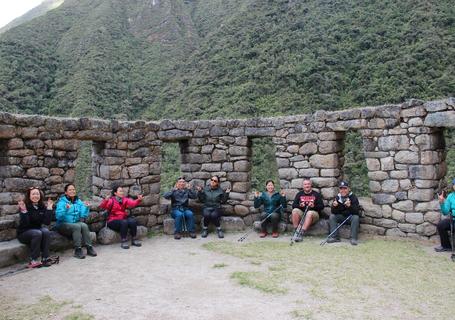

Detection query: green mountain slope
(0, 0), (453, 120)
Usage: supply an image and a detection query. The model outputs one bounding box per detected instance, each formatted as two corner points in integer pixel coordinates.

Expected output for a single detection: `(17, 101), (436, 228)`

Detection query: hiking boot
(201, 228), (208, 238)
(259, 232), (267, 238)
(174, 233), (182, 240)
(121, 241), (130, 249)
(327, 237), (340, 244)
(41, 258), (52, 267)
(272, 232), (279, 238)
(190, 232), (197, 239)
(350, 239), (358, 246)
(86, 246), (97, 257)
(217, 228), (224, 239)
(28, 260), (42, 268)
(434, 246), (451, 252)
(74, 247), (86, 259)
(131, 239), (142, 247)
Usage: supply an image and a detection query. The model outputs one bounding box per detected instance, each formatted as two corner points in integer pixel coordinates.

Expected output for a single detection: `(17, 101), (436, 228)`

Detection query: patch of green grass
(64, 312), (95, 320)
(290, 309), (314, 320)
(0, 295), (69, 320)
(212, 263), (228, 268)
(204, 239), (455, 318)
(231, 271), (288, 294)
(147, 229), (163, 238)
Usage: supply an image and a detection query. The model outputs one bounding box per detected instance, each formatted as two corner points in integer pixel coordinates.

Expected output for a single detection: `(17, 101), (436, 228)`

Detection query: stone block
(98, 225), (147, 244)
(309, 154), (339, 169)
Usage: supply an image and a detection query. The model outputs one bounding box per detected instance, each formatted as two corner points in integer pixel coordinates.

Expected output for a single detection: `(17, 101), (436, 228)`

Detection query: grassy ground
(204, 238), (455, 320)
(0, 295), (94, 320)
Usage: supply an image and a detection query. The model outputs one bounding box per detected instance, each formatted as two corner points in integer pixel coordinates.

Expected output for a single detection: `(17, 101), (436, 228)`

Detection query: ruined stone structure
(0, 98), (454, 242)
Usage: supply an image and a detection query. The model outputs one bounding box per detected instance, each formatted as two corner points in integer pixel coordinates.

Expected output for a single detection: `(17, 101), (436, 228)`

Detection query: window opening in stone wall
(443, 128), (455, 188)
(74, 141), (93, 199)
(160, 142), (183, 193)
(341, 131), (369, 197)
(250, 137), (280, 192)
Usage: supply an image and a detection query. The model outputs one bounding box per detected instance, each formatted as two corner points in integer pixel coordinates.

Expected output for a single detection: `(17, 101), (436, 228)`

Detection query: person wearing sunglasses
(55, 184), (97, 259)
(197, 176), (231, 238)
(163, 177), (198, 239)
(17, 187), (54, 268)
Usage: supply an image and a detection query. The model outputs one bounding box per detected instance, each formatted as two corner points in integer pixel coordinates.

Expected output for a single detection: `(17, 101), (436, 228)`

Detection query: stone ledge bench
(163, 216), (246, 235)
(0, 230), (97, 268)
(97, 225), (148, 245)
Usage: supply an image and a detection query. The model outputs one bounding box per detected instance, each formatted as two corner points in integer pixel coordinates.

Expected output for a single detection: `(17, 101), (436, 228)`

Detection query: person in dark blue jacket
(164, 177), (198, 239)
(56, 184), (97, 259)
(254, 180), (287, 238)
(17, 187), (53, 268)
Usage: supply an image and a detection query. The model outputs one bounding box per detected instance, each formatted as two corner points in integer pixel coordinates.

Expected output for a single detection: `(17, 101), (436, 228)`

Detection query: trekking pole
(320, 214), (353, 246)
(181, 209), (188, 237)
(290, 205), (310, 246)
(238, 205), (283, 242)
(450, 214), (455, 262)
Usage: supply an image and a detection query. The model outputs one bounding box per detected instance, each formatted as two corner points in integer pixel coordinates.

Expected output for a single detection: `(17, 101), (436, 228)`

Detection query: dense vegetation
(0, 0), (454, 194)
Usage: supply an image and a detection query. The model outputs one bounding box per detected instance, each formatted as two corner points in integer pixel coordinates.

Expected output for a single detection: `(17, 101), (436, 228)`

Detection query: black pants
(260, 212), (280, 233)
(108, 217), (137, 240)
(17, 228), (50, 260)
(202, 207), (222, 228)
(437, 218), (454, 249)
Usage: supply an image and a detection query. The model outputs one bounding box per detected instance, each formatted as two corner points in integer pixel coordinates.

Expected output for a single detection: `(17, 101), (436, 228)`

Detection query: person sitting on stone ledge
(197, 175), (230, 238)
(435, 178), (455, 252)
(291, 178), (324, 242)
(17, 187), (54, 268)
(164, 177), (198, 240)
(253, 180), (286, 238)
(99, 186), (144, 249)
(327, 181), (361, 246)
(56, 184), (97, 259)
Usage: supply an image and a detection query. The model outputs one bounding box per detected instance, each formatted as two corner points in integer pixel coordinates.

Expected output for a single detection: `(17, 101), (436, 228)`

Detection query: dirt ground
(1, 233), (455, 320)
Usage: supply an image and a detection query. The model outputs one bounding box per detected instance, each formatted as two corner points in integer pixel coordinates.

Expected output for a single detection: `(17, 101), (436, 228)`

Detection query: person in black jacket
(327, 181), (360, 245)
(291, 178), (324, 242)
(17, 187), (54, 268)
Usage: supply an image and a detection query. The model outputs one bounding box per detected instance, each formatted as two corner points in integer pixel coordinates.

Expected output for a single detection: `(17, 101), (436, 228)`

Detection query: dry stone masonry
(0, 98), (454, 242)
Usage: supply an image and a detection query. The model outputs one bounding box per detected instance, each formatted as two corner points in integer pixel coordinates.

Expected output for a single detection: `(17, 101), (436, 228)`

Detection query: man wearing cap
(327, 181), (361, 245)
(163, 177), (198, 239)
(435, 178), (455, 252)
(291, 178), (324, 242)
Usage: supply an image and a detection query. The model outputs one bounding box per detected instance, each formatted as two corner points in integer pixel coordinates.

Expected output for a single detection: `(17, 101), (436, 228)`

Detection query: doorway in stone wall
(74, 141), (93, 199)
(160, 142), (183, 194)
(250, 137), (280, 192)
(341, 131), (369, 197)
(442, 128), (455, 189)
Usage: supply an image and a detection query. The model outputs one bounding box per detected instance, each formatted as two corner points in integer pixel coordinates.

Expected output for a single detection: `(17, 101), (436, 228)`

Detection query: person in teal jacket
(435, 178), (455, 252)
(56, 184), (97, 259)
(254, 180), (286, 238)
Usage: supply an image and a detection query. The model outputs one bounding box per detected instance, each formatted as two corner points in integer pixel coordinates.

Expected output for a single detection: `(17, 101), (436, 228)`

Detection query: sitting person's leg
(78, 222), (96, 256)
(201, 208), (212, 237)
(259, 212), (270, 237)
(107, 219), (129, 248)
(270, 212), (280, 236)
(183, 209), (196, 238)
(211, 208), (223, 238)
(127, 217), (142, 247)
(39, 227), (50, 260)
(172, 208), (184, 239)
(303, 210), (319, 232)
(57, 223), (85, 258)
(435, 218), (452, 252)
(18, 229), (43, 267)
(328, 214), (344, 241)
(350, 215), (360, 245)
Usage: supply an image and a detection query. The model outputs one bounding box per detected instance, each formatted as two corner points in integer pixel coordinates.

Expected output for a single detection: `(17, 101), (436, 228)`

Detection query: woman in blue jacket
(254, 180), (286, 238)
(56, 184), (97, 259)
(435, 179), (455, 252)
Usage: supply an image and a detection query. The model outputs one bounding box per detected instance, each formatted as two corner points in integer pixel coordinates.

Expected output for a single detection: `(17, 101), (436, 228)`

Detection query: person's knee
(73, 223), (82, 232)
(184, 210), (194, 218)
(173, 210), (184, 218)
(80, 222), (89, 230)
(128, 218), (137, 226)
(40, 228), (50, 237)
(30, 230), (43, 240)
(329, 214), (336, 222)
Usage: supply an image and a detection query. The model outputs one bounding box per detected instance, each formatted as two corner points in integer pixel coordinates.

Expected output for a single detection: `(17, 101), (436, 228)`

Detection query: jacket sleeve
(188, 188), (198, 199)
(43, 209), (53, 225)
(441, 194), (455, 216)
(292, 193), (301, 209)
(198, 190), (206, 203)
(163, 190), (173, 200)
(221, 190), (229, 203)
(314, 193), (324, 213)
(55, 199), (67, 221)
(331, 202), (342, 214)
(99, 198), (109, 210)
(78, 199), (90, 218)
(254, 194), (263, 209)
(125, 197), (141, 209)
(349, 195), (360, 215)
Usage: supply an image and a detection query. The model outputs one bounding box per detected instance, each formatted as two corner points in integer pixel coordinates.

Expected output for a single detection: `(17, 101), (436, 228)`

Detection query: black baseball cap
(339, 181), (349, 188)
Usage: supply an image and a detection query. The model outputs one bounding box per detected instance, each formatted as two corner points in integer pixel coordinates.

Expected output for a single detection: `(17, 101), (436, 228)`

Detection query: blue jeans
(172, 208), (195, 233)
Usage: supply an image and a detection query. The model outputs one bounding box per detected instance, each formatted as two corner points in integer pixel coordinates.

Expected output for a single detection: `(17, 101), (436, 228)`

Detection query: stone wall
(0, 98), (454, 241)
